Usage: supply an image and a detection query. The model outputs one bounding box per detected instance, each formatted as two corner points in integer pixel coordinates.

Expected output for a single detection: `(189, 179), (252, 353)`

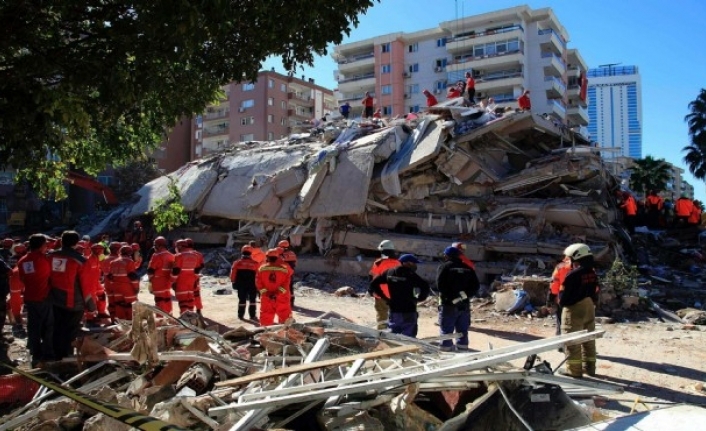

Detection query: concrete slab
(123, 175), (174, 220)
(568, 404), (706, 431)
(175, 161), (219, 211)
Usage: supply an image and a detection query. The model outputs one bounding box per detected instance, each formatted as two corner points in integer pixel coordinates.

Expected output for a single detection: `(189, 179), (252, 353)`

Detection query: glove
(85, 296), (97, 313)
(278, 286), (287, 294)
(259, 288), (268, 295)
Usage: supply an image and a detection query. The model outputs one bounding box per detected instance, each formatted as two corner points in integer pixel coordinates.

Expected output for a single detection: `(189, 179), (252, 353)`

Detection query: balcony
(336, 51), (375, 73)
(567, 105), (589, 126)
(543, 76), (566, 98)
(537, 28), (565, 55)
(541, 51), (566, 77)
(446, 25), (524, 53)
(203, 108), (230, 121)
(288, 109), (310, 119)
(337, 72), (376, 93)
(446, 49), (524, 73)
(288, 92), (314, 106)
(475, 70), (523, 92)
(546, 99), (566, 118)
(203, 126), (230, 138)
(338, 92), (375, 103)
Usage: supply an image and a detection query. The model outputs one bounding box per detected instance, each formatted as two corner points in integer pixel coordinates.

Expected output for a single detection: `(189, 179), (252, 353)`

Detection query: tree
(682, 88), (706, 179)
(0, 0), (376, 198)
(628, 156), (671, 195)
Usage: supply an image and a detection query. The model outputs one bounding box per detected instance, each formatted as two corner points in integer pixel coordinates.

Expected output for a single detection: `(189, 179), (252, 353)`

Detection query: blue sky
(265, 0), (706, 201)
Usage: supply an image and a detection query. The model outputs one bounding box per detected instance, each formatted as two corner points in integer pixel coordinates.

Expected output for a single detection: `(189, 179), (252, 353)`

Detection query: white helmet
(563, 243), (592, 260)
(451, 241), (466, 251)
(377, 240), (395, 251)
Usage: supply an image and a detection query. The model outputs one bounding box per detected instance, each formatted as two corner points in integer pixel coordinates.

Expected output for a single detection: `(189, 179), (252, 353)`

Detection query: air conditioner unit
(238, 107), (246, 113)
(435, 67), (443, 72)
(403, 72), (411, 78)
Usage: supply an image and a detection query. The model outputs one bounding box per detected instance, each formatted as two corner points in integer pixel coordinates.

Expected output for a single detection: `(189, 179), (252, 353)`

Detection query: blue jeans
(438, 304), (471, 348)
(389, 312), (418, 338)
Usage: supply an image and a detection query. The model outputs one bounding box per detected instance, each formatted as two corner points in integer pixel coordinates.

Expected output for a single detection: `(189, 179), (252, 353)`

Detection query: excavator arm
(64, 171), (118, 205)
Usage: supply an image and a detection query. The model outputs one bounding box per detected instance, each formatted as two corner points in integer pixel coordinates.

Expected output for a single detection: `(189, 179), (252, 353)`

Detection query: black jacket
(559, 265), (599, 307)
(436, 257), (479, 306)
(369, 266), (430, 313)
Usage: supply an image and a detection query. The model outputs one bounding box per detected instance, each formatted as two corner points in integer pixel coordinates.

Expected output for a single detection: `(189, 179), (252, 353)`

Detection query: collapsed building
(120, 105), (620, 283)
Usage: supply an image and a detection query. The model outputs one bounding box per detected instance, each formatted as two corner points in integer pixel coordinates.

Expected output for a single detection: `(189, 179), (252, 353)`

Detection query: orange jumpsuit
(250, 247), (266, 266)
(171, 250), (203, 315)
(549, 257), (572, 336)
(280, 248), (297, 306)
(689, 205), (702, 225)
(147, 249), (175, 314)
(8, 267), (24, 325)
(190, 249), (205, 311)
(101, 253), (119, 318)
(108, 257), (139, 320)
(255, 260), (292, 326)
(82, 254), (103, 322)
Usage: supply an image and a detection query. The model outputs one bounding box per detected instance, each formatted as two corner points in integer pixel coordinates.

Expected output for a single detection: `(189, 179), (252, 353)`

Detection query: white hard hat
(451, 241), (466, 251)
(563, 243), (592, 260)
(378, 240), (395, 251)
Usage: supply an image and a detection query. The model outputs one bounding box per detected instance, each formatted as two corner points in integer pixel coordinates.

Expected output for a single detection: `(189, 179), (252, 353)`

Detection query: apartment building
(190, 70), (337, 158)
(586, 65), (642, 161)
(333, 5), (589, 130)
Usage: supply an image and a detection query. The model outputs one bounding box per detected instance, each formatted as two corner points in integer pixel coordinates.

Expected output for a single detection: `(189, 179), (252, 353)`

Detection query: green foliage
(113, 160), (162, 201)
(601, 259), (639, 294)
(628, 156), (671, 195)
(682, 88), (706, 180)
(151, 181), (189, 234)
(0, 0), (377, 198)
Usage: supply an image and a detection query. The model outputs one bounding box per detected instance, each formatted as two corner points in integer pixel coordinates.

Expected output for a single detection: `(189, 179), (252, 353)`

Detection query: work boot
(583, 367), (597, 377)
(238, 314), (245, 321)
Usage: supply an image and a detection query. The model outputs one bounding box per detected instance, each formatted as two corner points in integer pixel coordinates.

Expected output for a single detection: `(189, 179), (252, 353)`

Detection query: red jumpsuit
(255, 260), (292, 326)
(171, 250), (203, 315)
(8, 267), (24, 324)
(190, 249), (205, 311)
(82, 254), (103, 322)
(147, 249), (175, 314)
(281, 248), (297, 306)
(101, 253), (119, 318)
(108, 257), (139, 320)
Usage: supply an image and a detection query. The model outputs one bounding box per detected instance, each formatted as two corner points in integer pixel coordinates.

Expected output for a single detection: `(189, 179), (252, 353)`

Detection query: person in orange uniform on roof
(78, 241), (103, 327)
(451, 242), (476, 270)
(548, 255), (572, 337)
(674, 193), (694, 228)
(8, 243), (27, 338)
(688, 201), (703, 226)
(369, 240), (400, 330)
(278, 240), (297, 308)
(101, 242), (121, 320)
(645, 190), (664, 229)
(256, 249), (293, 326)
(465, 72), (476, 105)
(230, 245), (260, 321)
(183, 238), (205, 316)
(147, 236), (175, 314)
(517, 89), (531, 111)
(171, 239), (204, 316)
(423, 89), (438, 108)
(249, 240), (266, 266)
(620, 192), (638, 234)
(108, 245), (139, 320)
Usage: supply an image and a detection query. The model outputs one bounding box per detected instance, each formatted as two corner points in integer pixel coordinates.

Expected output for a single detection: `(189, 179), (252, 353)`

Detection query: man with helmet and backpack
(369, 240), (400, 329)
(230, 245), (260, 321)
(147, 236), (174, 314)
(559, 243), (600, 378)
(436, 246), (479, 351)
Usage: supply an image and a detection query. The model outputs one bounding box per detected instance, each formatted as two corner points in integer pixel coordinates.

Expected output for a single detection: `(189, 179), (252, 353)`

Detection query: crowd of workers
(617, 190), (702, 234)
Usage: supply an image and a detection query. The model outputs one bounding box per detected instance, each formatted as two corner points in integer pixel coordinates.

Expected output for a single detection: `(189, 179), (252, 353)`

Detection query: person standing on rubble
(620, 191), (638, 234)
(108, 245), (140, 320)
(559, 243), (599, 378)
(278, 240), (297, 308)
(101, 242), (122, 320)
(80, 242), (104, 327)
(48, 231), (95, 360)
(230, 245), (260, 321)
(18, 234), (53, 367)
(369, 254), (430, 338)
(147, 236), (175, 315)
(362, 92), (374, 119)
(423, 89), (438, 108)
(8, 243), (27, 338)
(548, 255), (572, 337)
(184, 239), (205, 316)
(436, 247), (479, 351)
(517, 89), (531, 112)
(689, 200), (703, 226)
(674, 193), (694, 228)
(465, 72), (476, 105)
(171, 239), (203, 316)
(339, 102), (351, 120)
(256, 248), (293, 326)
(369, 240), (400, 330)
(645, 190), (664, 229)
(451, 242), (476, 270)
(249, 240), (266, 266)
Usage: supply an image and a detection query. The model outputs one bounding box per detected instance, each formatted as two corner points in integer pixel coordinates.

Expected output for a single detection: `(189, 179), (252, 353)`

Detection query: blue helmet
(444, 246), (460, 257)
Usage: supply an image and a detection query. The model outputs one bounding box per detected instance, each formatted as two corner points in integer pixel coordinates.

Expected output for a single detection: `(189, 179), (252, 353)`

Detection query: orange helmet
(175, 239), (187, 249)
(265, 248), (281, 258)
(13, 244), (27, 255)
(241, 245), (253, 254)
(78, 240), (90, 249)
(131, 243), (141, 251)
(153, 236), (168, 248)
(277, 240), (290, 248)
(120, 245), (133, 256)
(109, 242), (122, 253)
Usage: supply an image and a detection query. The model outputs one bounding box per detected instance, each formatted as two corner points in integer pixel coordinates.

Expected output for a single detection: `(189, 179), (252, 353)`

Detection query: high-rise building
(586, 65), (642, 160)
(333, 6), (589, 130)
(185, 70), (336, 159)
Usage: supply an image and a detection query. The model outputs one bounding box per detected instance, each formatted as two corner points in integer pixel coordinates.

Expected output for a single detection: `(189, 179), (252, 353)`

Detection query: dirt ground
(198, 274), (706, 418)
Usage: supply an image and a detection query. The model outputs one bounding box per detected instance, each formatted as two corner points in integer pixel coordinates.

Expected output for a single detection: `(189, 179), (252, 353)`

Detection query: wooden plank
(215, 344), (419, 388)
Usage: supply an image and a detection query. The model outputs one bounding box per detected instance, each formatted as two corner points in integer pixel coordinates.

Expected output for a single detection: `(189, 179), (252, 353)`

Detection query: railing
(541, 51), (566, 69)
(547, 99), (566, 113)
(337, 72), (375, 84)
(544, 75), (566, 93)
(451, 25), (524, 43)
(477, 70), (523, 83)
(452, 48), (523, 65)
(338, 92), (375, 103)
(492, 94), (516, 104)
(204, 109), (230, 120)
(538, 28), (566, 49)
(337, 52), (375, 65)
(203, 127), (230, 137)
(587, 66), (638, 78)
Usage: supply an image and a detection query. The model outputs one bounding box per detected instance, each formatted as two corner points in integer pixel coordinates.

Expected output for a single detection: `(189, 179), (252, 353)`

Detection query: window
(242, 83), (255, 91)
(383, 105), (392, 115)
(268, 114), (274, 123)
(281, 118), (286, 125)
(240, 134), (254, 141)
(240, 116), (255, 125)
(381, 85), (392, 95)
(408, 43), (418, 53)
(408, 63), (419, 73)
(241, 99), (255, 108)
(435, 58), (448, 68)
(268, 79), (274, 88)
(408, 84), (420, 94)
(436, 38), (446, 47)
(474, 46), (484, 57)
(507, 39), (519, 52)
(280, 83), (286, 92)
(268, 132), (274, 140)
(381, 43), (390, 53)
(281, 101), (286, 109)
(409, 105), (420, 113)
(435, 80), (448, 90)
(381, 64), (391, 74)
(268, 97), (274, 106)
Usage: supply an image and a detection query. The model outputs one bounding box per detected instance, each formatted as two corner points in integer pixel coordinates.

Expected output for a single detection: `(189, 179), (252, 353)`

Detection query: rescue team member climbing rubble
(256, 248), (293, 326)
(368, 240), (400, 330)
(147, 236), (174, 314)
(230, 245), (259, 321)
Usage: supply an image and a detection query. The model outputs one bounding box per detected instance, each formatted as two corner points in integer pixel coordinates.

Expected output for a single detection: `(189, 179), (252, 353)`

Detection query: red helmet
(184, 238), (194, 248)
(277, 240), (290, 248)
(131, 243), (140, 251)
(109, 242), (122, 253)
(175, 239), (187, 248)
(91, 243), (105, 252)
(78, 240), (89, 249)
(2, 238), (14, 248)
(153, 236), (168, 248)
(120, 245), (133, 256)
(75, 243), (86, 252)
(241, 245), (253, 254)
(265, 248), (281, 258)
(13, 244), (27, 255)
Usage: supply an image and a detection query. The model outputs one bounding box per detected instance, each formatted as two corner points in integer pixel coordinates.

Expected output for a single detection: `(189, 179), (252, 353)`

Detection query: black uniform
(369, 266), (430, 337)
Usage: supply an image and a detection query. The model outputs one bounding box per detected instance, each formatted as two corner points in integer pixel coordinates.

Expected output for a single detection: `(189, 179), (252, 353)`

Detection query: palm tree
(628, 156), (671, 195)
(682, 89), (706, 180)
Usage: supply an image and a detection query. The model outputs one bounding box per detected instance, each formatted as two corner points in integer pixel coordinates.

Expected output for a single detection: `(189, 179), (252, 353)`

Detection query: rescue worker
(559, 243), (600, 378)
(436, 247), (479, 351)
(146, 236), (175, 314)
(249, 240), (266, 266)
(278, 240), (297, 307)
(80, 242), (103, 327)
(689, 201), (703, 226)
(0, 251), (11, 335)
(620, 191), (638, 234)
(18, 234), (54, 367)
(89, 243), (109, 321)
(184, 238), (205, 315)
(77, 240), (91, 258)
(108, 245), (139, 320)
(548, 255), (572, 336)
(101, 242), (122, 320)
(48, 231), (95, 360)
(368, 240), (400, 330)
(645, 190), (664, 229)
(230, 245), (260, 321)
(369, 254), (430, 338)
(8, 243), (27, 338)
(451, 241), (476, 270)
(171, 239), (203, 315)
(674, 193), (694, 227)
(131, 243), (143, 268)
(255, 248), (293, 326)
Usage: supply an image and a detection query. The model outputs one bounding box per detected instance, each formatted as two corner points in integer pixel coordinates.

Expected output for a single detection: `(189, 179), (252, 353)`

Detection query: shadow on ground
(473, 326), (545, 342)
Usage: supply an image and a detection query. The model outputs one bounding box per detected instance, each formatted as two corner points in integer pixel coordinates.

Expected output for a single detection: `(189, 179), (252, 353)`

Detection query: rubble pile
(0, 303), (618, 431)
